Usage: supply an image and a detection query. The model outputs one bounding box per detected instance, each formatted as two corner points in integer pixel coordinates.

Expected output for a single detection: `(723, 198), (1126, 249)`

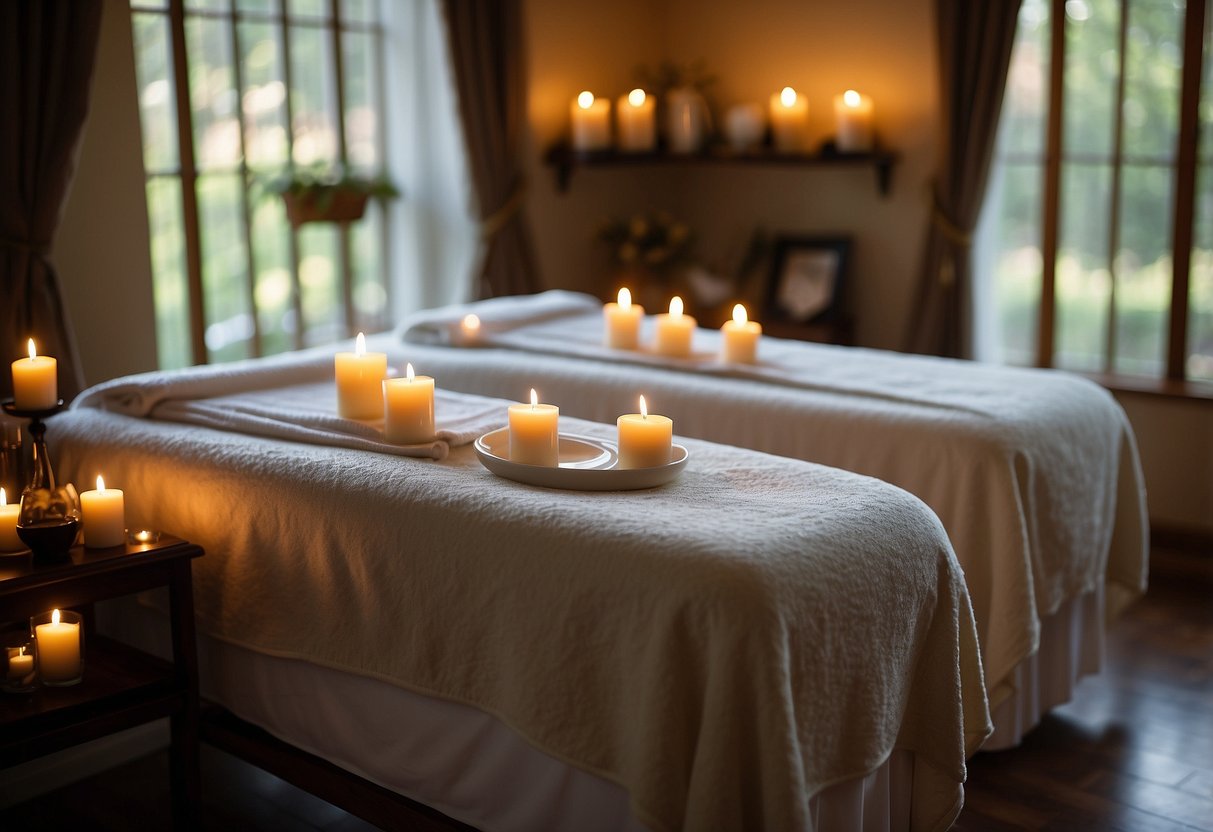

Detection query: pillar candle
(384, 363), (435, 445)
(0, 487), (21, 552)
(335, 332), (387, 420)
(616, 88), (656, 152)
(80, 475), (126, 548)
(834, 89), (875, 152)
(654, 296), (696, 358)
(770, 86), (811, 153)
(720, 303), (763, 364)
(571, 91), (611, 152)
(11, 338), (57, 410)
(508, 389), (560, 467)
(617, 395), (673, 469)
(6, 646), (33, 681)
(460, 314), (481, 345)
(604, 287), (644, 349)
(35, 609), (81, 685)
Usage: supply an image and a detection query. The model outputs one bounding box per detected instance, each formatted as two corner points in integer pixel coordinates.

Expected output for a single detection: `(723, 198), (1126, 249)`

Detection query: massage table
(393, 291), (1150, 749)
(51, 359), (991, 832)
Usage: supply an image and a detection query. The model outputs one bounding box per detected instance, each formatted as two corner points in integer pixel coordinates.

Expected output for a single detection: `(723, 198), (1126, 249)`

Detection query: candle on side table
(0, 487), (21, 551)
(11, 338), (57, 410)
(616, 88), (656, 152)
(336, 332), (387, 420)
(654, 296), (696, 358)
(617, 395), (673, 469)
(508, 388), (559, 467)
(80, 475), (126, 548)
(571, 91), (611, 152)
(384, 363), (435, 445)
(834, 89), (875, 152)
(770, 86), (811, 153)
(604, 287), (644, 349)
(720, 303), (762, 364)
(34, 608), (82, 687)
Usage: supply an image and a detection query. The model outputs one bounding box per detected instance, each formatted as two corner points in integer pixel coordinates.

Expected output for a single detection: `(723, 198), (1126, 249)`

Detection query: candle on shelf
(508, 388), (559, 467)
(654, 296), (696, 358)
(0, 487), (21, 552)
(603, 287), (645, 349)
(617, 395), (673, 469)
(570, 91), (611, 152)
(834, 89), (875, 152)
(460, 314), (481, 345)
(616, 88), (656, 152)
(11, 338), (57, 410)
(34, 608), (82, 686)
(770, 86), (811, 153)
(80, 475), (125, 548)
(384, 363), (435, 445)
(720, 303), (763, 364)
(335, 332), (387, 420)
(6, 646), (34, 681)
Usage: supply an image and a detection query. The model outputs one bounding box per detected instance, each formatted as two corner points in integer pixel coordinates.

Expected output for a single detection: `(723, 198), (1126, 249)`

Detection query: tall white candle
(384, 363), (435, 445)
(770, 86), (811, 153)
(720, 303), (763, 364)
(570, 91), (611, 152)
(616, 88), (656, 152)
(604, 287), (645, 349)
(80, 475), (126, 548)
(508, 388), (560, 467)
(35, 609), (81, 685)
(0, 487), (21, 552)
(654, 296), (696, 358)
(617, 395), (673, 469)
(834, 89), (875, 152)
(11, 338), (57, 410)
(335, 332), (387, 420)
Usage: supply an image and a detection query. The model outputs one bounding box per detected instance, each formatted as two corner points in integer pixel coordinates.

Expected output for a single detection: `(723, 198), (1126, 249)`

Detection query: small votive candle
(834, 89), (875, 152)
(720, 303), (762, 364)
(11, 338), (57, 410)
(460, 314), (481, 345)
(570, 91), (611, 152)
(80, 475), (126, 549)
(604, 287), (644, 349)
(384, 363), (436, 445)
(616, 88), (656, 152)
(654, 296), (696, 358)
(335, 332), (388, 420)
(770, 86), (811, 153)
(617, 395), (673, 469)
(2, 629), (37, 693)
(0, 487), (22, 552)
(508, 388), (559, 467)
(33, 608), (83, 687)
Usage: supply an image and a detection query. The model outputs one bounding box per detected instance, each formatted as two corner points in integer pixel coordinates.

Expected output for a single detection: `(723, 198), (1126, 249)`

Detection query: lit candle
(35, 609), (81, 685)
(335, 332), (387, 420)
(570, 90), (611, 152)
(616, 88), (656, 152)
(720, 303), (763, 364)
(834, 89), (875, 152)
(770, 86), (811, 153)
(508, 388), (559, 467)
(654, 296), (696, 358)
(11, 338), (57, 410)
(80, 474), (126, 549)
(616, 395), (673, 469)
(460, 313), (481, 345)
(0, 487), (21, 552)
(384, 363), (435, 445)
(6, 646), (34, 681)
(603, 287), (645, 349)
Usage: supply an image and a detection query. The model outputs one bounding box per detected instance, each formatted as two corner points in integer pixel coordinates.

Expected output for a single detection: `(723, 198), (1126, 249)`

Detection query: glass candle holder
(31, 608), (84, 687)
(1, 627), (38, 693)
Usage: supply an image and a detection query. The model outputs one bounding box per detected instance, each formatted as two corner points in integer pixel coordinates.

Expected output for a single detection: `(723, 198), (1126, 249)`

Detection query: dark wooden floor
(4, 548), (1211, 831)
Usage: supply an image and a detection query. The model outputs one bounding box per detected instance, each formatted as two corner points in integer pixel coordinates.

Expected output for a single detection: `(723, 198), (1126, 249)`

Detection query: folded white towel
(394, 289), (602, 345)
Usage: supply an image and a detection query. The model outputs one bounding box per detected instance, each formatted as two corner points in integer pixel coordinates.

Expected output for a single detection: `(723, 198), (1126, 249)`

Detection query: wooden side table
(0, 535), (203, 825)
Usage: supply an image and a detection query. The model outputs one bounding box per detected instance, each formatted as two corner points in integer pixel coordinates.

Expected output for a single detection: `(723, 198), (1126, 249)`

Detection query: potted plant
(265, 166), (400, 228)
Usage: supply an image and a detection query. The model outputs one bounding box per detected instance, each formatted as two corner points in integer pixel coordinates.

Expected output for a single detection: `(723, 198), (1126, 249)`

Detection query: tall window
(979, 0), (1211, 387)
(130, 0), (391, 369)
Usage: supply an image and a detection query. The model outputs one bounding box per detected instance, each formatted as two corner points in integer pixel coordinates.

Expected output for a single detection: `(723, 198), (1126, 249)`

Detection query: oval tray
(474, 428), (688, 491)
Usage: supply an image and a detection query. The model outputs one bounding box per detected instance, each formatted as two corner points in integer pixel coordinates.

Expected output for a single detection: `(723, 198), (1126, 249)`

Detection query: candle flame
(52, 608), (60, 625)
(530, 388), (538, 409)
(355, 332), (367, 357)
(733, 303), (748, 325)
(780, 86), (797, 107)
(577, 90), (595, 109)
(0, 487), (5, 506)
(406, 362), (415, 382)
(843, 89), (861, 108)
(27, 338), (36, 361)
(628, 88), (646, 107)
(96, 475), (106, 491)
(462, 313), (480, 332)
(618, 287), (631, 309)
(640, 395), (648, 418)
(669, 296), (684, 317)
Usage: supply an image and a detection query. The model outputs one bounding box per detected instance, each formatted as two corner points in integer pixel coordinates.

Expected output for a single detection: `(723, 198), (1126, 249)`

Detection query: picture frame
(765, 236), (851, 327)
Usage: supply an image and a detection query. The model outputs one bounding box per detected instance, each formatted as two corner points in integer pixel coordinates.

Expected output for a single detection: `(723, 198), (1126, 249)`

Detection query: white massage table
(53, 364), (991, 832)
(393, 291), (1151, 749)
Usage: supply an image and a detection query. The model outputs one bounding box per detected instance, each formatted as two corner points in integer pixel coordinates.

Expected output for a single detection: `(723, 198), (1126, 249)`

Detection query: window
(130, 0), (391, 369)
(978, 0), (1211, 387)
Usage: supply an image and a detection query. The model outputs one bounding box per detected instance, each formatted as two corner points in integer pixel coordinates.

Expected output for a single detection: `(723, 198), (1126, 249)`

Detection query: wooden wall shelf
(543, 143), (899, 196)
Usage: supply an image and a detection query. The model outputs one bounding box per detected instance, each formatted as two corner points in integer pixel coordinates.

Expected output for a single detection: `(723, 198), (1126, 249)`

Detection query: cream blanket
(395, 293), (1150, 705)
(57, 390), (990, 832)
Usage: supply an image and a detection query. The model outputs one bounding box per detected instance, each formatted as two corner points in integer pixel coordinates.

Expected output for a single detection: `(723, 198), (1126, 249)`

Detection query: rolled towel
(396, 290), (602, 345)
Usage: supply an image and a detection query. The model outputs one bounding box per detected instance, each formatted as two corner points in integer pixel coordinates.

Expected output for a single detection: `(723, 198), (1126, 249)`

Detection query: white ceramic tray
(474, 428), (688, 491)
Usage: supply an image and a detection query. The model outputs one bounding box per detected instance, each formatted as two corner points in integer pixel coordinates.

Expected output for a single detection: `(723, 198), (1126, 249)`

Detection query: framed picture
(765, 236), (851, 326)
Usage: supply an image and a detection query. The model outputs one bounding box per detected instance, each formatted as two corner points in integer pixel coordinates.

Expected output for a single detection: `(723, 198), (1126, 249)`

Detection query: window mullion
(228, 1), (263, 359)
(277, 0), (305, 351)
(329, 0), (356, 338)
(1104, 0), (1131, 372)
(1038, 0), (1067, 368)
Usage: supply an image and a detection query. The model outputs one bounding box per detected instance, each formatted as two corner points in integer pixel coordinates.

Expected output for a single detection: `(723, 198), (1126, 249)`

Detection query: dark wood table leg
(168, 560), (201, 829)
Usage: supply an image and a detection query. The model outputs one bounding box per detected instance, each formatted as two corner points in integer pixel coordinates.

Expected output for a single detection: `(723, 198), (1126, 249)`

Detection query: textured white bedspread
(395, 292), (1150, 705)
(55, 392), (989, 832)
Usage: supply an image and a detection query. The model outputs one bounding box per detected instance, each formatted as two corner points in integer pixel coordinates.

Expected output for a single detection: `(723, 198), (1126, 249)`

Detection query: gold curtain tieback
(930, 194), (973, 248)
(480, 185), (526, 240)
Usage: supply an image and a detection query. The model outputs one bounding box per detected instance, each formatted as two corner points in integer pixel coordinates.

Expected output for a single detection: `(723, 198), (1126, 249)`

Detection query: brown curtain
(905, 0), (1021, 358)
(441, 0), (540, 299)
(0, 0), (102, 402)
